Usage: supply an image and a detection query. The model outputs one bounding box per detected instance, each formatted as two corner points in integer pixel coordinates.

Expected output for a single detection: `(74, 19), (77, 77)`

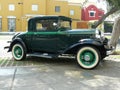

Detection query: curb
(0, 32), (16, 35)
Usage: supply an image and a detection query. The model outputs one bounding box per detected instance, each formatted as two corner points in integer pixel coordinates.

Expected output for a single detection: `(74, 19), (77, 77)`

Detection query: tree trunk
(93, 7), (118, 28)
(108, 17), (120, 48)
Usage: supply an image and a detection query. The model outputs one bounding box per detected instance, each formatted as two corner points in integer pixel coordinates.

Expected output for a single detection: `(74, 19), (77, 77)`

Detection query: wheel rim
(77, 46), (100, 69)
(12, 44), (24, 60)
(14, 46), (22, 58)
(80, 50), (96, 66)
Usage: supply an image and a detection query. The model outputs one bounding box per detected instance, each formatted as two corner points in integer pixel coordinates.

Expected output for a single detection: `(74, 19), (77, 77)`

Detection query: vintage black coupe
(5, 16), (111, 69)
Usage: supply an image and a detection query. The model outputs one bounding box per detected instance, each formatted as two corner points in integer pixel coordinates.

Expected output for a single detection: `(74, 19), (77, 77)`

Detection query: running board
(27, 53), (75, 59)
(27, 53), (58, 59)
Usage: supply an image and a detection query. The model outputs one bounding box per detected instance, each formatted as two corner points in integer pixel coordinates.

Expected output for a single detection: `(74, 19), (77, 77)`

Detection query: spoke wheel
(77, 46), (101, 69)
(12, 43), (26, 60)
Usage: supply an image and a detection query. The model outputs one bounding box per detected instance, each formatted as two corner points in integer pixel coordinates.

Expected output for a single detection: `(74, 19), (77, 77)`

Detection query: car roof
(29, 15), (72, 21)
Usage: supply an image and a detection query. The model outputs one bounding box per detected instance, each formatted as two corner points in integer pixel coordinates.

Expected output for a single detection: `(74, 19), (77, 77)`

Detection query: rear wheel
(12, 43), (26, 61)
(77, 46), (101, 69)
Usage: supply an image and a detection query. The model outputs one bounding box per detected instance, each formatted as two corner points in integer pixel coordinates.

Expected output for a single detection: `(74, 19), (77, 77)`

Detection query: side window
(36, 23), (43, 30)
(36, 20), (58, 31)
(58, 20), (71, 30)
(36, 20), (48, 31)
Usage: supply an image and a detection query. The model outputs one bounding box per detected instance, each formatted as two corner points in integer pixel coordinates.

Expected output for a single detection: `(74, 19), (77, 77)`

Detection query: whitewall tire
(77, 46), (101, 69)
(12, 43), (26, 61)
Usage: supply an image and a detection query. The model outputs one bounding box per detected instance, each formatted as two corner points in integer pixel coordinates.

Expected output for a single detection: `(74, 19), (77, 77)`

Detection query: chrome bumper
(4, 41), (11, 50)
(106, 47), (115, 55)
(4, 46), (10, 49)
(106, 50), (115, 55)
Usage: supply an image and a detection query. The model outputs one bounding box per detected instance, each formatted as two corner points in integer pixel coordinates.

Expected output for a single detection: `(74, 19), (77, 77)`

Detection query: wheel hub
(84, 52), (93, 61)
(14, 47), (22, 58)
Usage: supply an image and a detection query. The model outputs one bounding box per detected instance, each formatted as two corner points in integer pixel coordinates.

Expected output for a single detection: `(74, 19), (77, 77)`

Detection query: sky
(68, 0), (107, 13)
(88, 0), (97, 2)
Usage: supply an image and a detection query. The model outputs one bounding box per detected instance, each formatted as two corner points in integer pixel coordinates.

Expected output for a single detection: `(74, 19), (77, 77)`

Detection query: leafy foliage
(94, 0), (120, 28)
(106, 0), (120, 7)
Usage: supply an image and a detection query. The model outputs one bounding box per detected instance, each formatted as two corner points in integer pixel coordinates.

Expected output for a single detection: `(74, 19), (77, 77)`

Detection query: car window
(36, 20), (58, 31)
(58, 20), (71, 30)
(61, 21), (71, 29)
(36, 23), (43, 30)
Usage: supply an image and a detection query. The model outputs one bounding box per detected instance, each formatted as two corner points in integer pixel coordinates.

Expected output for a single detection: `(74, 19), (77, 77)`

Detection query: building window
(9, 4), (15, 11)
(8, 17), (16, 32)
(89, 11), (96, 17)
(70, 10), (74, 16)
(55, 6), (60, 12)
(0, 17), (2, 32)
(32, 5), (38, 11)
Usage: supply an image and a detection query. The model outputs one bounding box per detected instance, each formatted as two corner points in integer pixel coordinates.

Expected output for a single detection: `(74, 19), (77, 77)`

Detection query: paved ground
(0, 58), (120, 90)
(0, 35), (120, 90)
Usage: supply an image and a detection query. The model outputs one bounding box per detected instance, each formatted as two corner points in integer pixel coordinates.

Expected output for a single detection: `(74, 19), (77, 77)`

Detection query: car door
(31, 30), (59, 53)
(30, 19), (59, 53)
(30, 19), (70, 53)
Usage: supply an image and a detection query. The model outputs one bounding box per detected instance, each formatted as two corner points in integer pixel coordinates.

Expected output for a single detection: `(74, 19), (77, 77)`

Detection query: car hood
(66, 29), (96, 35)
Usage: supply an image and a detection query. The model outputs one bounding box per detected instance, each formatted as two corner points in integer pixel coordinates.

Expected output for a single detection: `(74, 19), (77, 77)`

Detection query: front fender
(63, 39), (104, 54)
(8, 38), (26, 52)
(78, 39), (103, 46)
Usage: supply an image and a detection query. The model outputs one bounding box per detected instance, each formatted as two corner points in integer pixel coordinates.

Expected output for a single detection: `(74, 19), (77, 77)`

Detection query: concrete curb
(0, 32), (16, 35)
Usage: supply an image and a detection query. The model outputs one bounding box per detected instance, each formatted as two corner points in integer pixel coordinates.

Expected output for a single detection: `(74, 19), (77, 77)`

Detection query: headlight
(95, 30), (101, 38)
(95, 30), (105, 39)
(101, 31), (104, 37)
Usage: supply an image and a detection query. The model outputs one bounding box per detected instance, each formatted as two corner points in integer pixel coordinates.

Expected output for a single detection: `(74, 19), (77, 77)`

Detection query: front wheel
(77, 46), (101, 69)
(12, 43), (26, 61)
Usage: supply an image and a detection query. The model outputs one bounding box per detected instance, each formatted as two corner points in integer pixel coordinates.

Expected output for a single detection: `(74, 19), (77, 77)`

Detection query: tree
(104, 1), (120, 50)
(108, 17), (120, 49)
(79, 0), (88, 7)
(93, 0), (120, 28)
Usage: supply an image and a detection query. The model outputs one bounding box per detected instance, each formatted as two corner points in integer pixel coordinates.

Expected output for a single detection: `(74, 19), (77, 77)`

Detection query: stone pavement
(0, 57), (120, 90)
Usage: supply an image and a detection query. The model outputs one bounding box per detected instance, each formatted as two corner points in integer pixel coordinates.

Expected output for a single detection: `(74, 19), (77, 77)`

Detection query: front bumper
(4, 46), (10, 49)
(106, 46), (115, 55)
(102, 37), (115, 55)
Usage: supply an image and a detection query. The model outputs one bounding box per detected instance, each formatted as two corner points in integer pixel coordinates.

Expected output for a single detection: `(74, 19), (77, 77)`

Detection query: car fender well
(63, 39), (106, 57)
(8, 38), (27, 52)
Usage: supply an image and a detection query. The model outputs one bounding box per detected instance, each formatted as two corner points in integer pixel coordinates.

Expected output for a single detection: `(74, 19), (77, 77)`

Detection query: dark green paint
(11, 16), (98, 54)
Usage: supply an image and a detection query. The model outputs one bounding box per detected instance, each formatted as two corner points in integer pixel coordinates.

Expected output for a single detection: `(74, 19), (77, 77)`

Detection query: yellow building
(0, 0), (81, 32)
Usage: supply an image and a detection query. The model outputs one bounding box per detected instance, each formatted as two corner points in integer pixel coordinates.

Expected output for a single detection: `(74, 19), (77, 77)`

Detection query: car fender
(63, 39), (105, 54)
(78, 39), (103, 46)
(8, 38), (26, 52)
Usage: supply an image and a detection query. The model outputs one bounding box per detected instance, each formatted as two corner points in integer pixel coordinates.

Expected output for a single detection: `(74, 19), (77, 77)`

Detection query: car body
(5, 16), (111, 69)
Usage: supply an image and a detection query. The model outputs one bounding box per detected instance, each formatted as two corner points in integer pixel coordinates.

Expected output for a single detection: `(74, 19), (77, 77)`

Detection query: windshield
(58, 20), (71, 30)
